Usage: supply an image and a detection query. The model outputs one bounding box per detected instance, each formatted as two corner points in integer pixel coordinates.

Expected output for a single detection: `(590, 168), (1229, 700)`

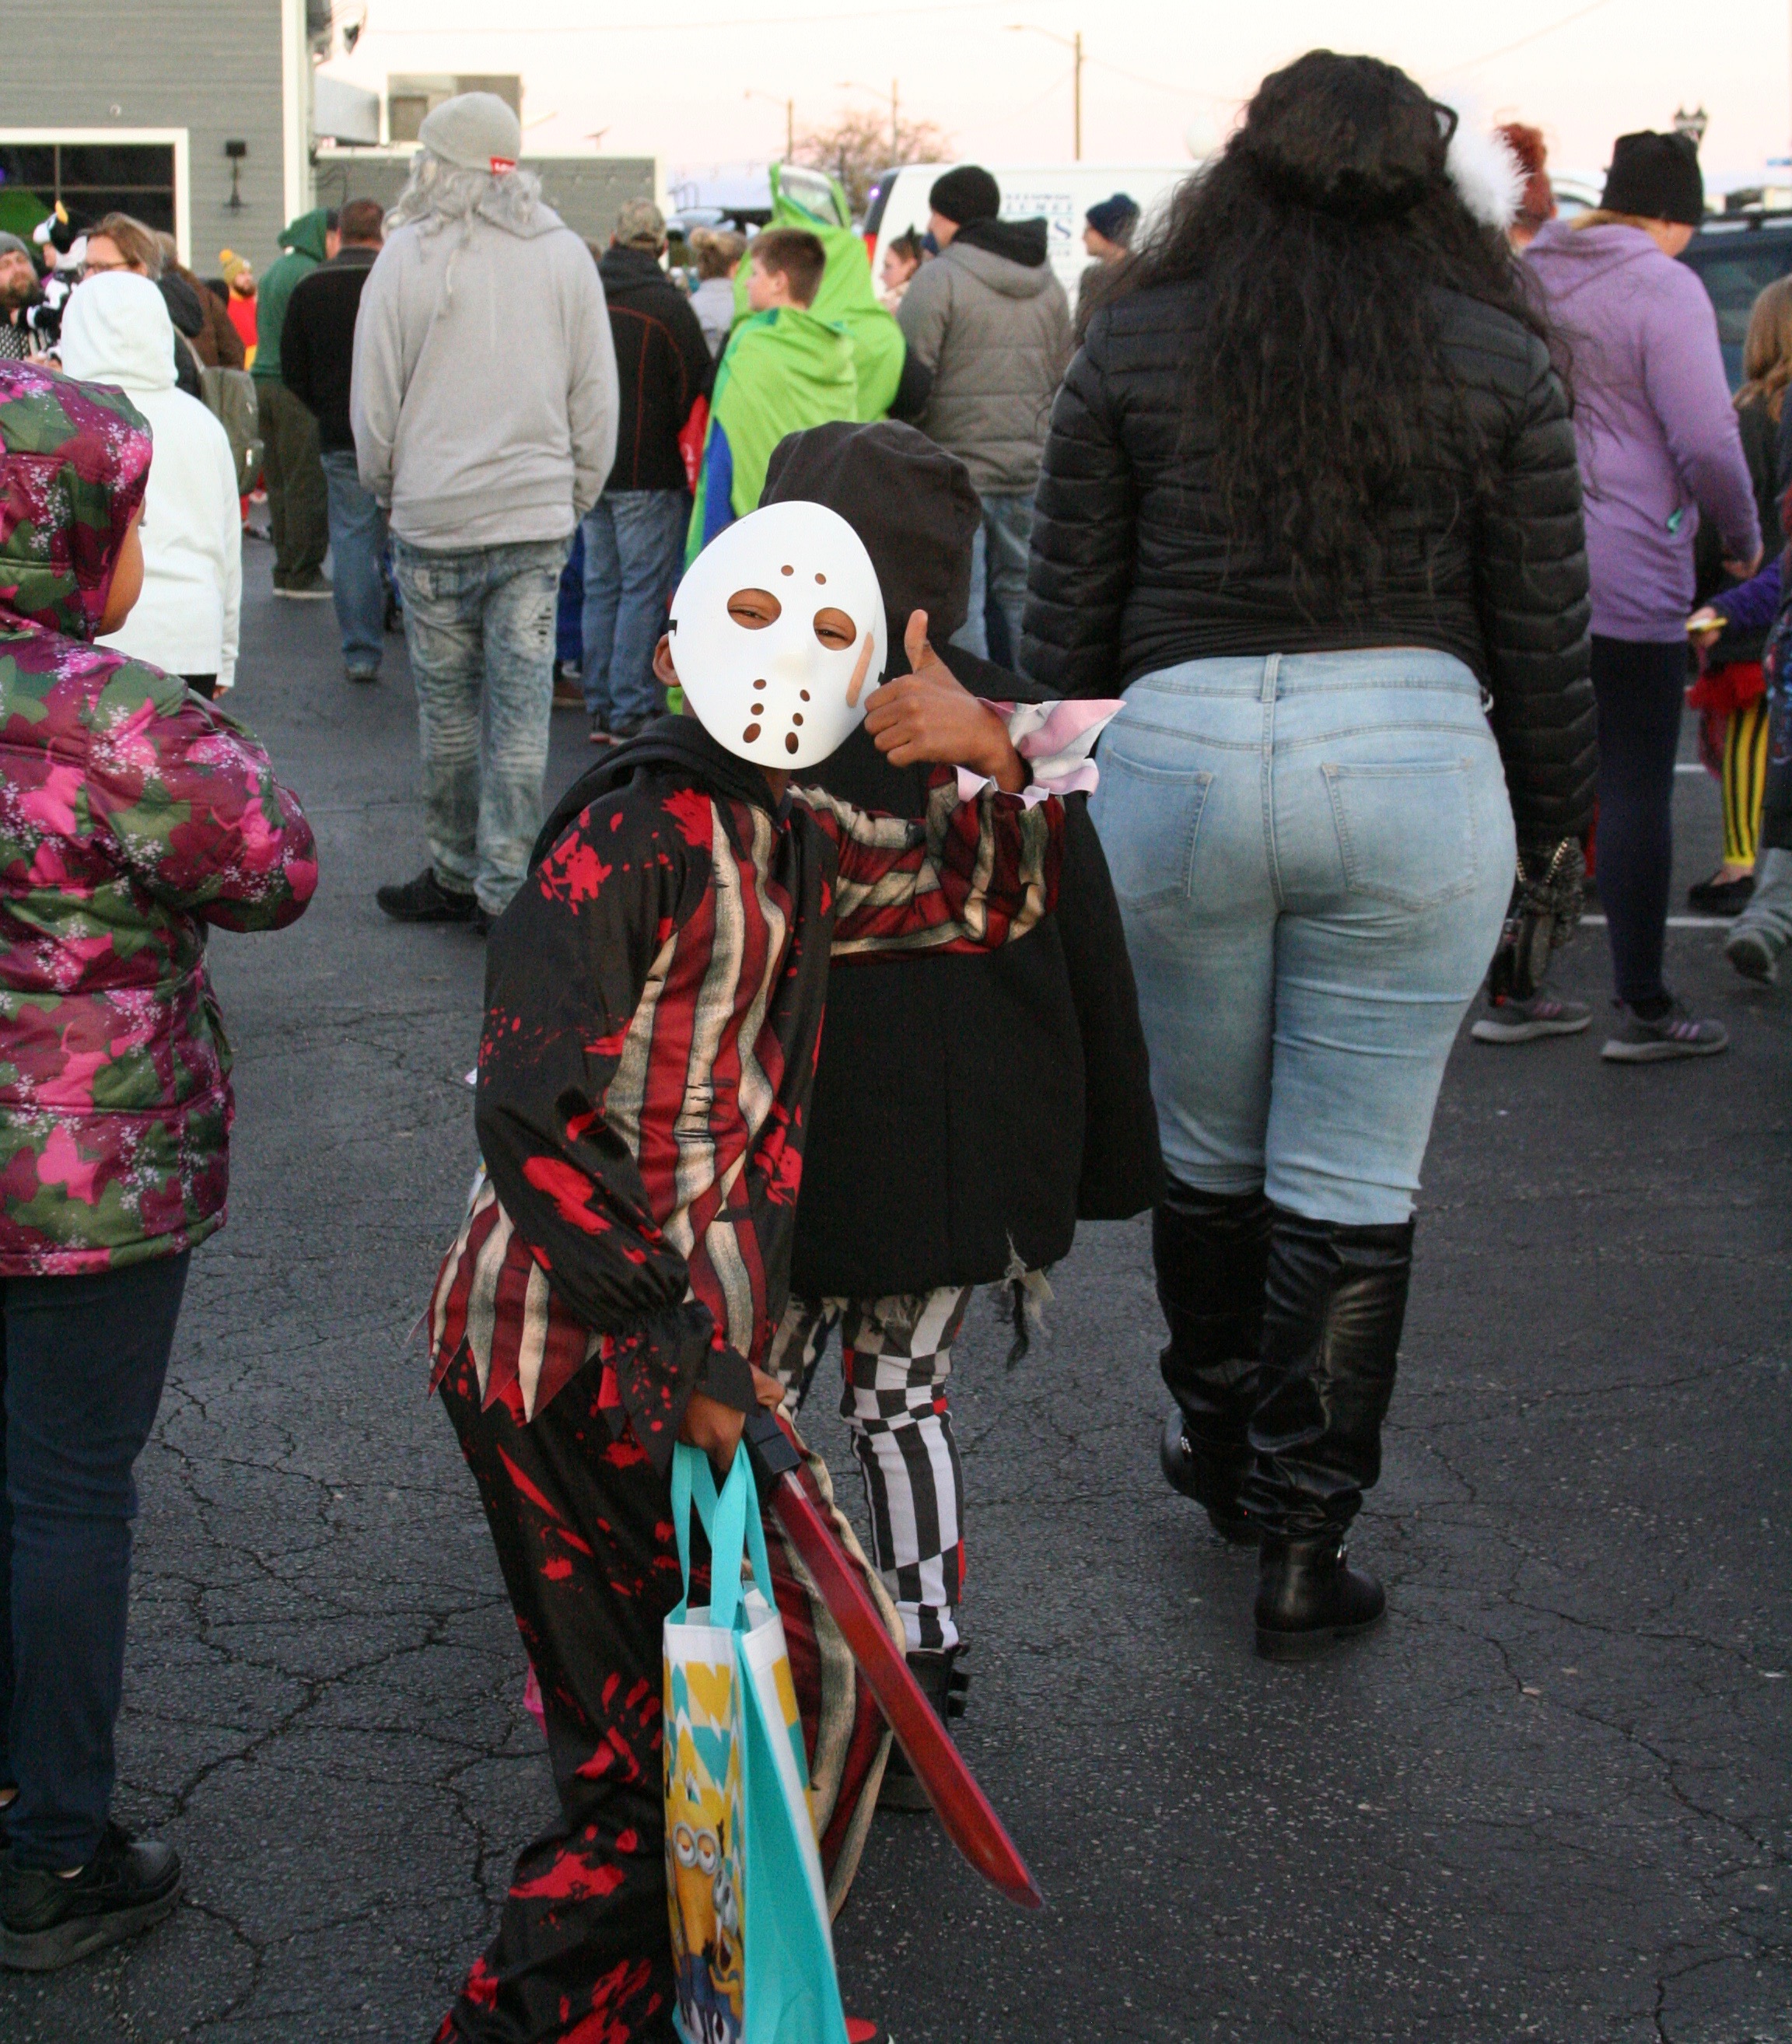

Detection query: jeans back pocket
(1323, 758), (1478, 910)
(1090, 747), (1213, 908)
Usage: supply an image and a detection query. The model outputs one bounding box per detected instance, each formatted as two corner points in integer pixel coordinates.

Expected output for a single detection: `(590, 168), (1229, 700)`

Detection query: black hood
(761, 419), (982, 661)
(531, 713), (779, 870)
(599, 243), (670, 296)
(952, 215), (1049, 268)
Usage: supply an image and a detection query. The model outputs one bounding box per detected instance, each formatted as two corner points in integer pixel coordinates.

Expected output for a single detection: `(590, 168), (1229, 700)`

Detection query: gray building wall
(313, 152), (656, 248)
(5, 0), (294, 271)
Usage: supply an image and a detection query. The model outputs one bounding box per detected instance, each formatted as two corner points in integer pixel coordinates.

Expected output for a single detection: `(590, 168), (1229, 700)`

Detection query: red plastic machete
(744, 1408), (1042, 1910)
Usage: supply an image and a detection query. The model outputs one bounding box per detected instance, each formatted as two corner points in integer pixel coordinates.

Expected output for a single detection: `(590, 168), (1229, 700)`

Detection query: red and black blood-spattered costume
(429, 718), (1059, 2043)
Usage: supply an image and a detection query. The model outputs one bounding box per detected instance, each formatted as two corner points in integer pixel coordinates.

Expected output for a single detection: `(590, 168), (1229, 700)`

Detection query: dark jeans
(255, 380), (328, 588)
(0, 1254), (189, 1869)
(1591, 635), (1688, 1008)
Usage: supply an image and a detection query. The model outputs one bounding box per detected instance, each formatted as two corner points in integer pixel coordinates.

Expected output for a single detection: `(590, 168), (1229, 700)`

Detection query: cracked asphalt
(3, 544), (1786, 2044)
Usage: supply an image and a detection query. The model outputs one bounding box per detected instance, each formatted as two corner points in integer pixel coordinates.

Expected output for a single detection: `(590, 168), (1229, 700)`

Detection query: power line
(1427, 0), (1619, 84)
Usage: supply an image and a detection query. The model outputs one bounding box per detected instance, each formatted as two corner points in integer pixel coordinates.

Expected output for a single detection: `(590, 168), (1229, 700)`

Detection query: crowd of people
(0, 45), (1785, 2044)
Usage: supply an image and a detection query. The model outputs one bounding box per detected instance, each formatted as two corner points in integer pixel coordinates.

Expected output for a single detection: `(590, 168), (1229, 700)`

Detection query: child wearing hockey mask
(425, 501), (1112, 2044)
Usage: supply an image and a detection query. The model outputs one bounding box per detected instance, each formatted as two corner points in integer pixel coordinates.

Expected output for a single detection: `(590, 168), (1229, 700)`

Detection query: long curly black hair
(1114, 51), (1553, 607)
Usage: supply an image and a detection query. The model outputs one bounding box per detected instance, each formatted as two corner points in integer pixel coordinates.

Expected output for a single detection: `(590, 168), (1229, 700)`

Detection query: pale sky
(320, 0), (1792, 188)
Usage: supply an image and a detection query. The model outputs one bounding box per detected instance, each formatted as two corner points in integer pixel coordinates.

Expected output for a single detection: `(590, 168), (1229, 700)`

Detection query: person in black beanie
(892, 166), (1071, 671)
(1078, 191), (1139, 332)
(1601, 128), (1704, 229)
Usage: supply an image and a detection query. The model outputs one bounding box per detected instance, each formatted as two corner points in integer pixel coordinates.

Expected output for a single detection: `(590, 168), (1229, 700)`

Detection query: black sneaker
(345, 667), (380, 686)
(1, 1822), (182, 1972)
(273, 573), (333, 600)
(375, 870), (478, 924)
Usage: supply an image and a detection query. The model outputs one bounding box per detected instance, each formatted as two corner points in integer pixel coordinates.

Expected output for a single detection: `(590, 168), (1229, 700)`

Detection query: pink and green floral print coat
(0, 361), (317, 1274)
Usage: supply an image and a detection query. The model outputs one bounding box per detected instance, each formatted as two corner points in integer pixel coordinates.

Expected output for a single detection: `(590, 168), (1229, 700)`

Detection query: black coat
(282, 246), (380, 451)
(599, 245), (713, 492)
(1024, 282), (1598, 848)
(760, 420), (1162, 1301)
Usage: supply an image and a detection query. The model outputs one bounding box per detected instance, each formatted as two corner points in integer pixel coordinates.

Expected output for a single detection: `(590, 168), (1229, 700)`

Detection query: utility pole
(745, 88), (795, 161)
(1073, 30), (1082, 163)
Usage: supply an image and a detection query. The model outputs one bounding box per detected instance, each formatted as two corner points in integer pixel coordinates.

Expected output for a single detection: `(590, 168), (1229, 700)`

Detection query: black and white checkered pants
(768, 1285), (975, 1654)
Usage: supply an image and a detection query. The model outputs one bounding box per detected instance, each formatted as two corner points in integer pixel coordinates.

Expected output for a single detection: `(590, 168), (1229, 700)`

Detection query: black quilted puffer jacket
(1023, 279), (1598, 845)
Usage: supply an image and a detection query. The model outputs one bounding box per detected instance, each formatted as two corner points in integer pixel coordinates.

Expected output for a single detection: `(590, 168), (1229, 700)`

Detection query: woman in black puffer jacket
(1024, 51), (1596, 1659)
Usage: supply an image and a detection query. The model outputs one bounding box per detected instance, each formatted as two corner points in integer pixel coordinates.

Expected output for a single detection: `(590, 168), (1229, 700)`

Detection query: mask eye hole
(813, 607), (856, 651)
(727, 588), (782, 629)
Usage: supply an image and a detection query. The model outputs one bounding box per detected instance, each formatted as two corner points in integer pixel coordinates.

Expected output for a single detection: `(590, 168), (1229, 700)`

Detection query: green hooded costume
(727, 168), (906, 422)
(251, 208), (331, 384)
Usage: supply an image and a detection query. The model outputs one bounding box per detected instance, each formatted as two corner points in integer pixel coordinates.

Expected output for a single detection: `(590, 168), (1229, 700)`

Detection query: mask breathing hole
(743, 723), (761, 744)
(784, 732), (800, 754)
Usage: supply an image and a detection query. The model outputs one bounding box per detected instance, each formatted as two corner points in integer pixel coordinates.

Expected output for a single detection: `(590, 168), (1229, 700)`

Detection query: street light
(745, 88), (795, 162)
(838, 77), (901, 165)
(1006, 23), (1083, 161)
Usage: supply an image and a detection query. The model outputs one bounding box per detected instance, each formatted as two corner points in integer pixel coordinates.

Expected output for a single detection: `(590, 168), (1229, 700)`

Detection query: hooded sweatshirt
(351, 190), (618, 548)
(685, 305), (857, 561)
(1527, 218), (1759, 639)
(761, 420), (1160, 1297)
(61, 273), (242, 686)
(0, 362), (316, 1274)
(896, 215), (1073, 494)
(254, 208), (331, 385)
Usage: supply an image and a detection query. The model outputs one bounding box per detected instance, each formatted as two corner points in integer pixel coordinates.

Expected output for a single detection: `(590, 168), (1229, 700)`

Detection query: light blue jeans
(579, 488), (690, 726)
(1090, 649), (1516, 1227)
(950, 488), (1035, 672)
(320, 450), (388, 678)
(392, 535), (569, 915)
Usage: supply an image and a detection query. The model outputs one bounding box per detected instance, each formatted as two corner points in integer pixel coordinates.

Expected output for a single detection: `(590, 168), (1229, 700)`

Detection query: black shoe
(879, 1647), (968, 1813)
(1, 1822), (182, 1972)
(1687, 871), (1755, 916)
(383, 592), (401, 634)
(608, 717), (647, 744)
(1255, 1536), (1386, 1661)
(345, 667), (380, 686)
(375, 870), (478, 924)
(1159, 1411), (1259, 1544)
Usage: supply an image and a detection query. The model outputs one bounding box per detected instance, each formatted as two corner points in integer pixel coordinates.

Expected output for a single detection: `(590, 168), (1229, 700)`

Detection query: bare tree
(790, 109), (952, 219)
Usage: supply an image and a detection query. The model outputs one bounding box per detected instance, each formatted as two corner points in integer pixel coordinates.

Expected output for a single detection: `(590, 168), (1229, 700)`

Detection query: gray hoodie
(898, 219), (1073, 495)
(352, 197), (618, 549)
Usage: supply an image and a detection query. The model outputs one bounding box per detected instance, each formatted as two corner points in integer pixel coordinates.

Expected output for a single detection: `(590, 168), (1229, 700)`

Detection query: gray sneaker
(1472, 992), (1592, 1043)
(1725, 925), (1780, 984)
(1600, 1003), (1728, 1062)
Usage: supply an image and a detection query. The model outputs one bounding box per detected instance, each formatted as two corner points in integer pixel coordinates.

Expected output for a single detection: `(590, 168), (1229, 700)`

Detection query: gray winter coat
(352, 196), (618, 549)
(896, 219), (1073, 495)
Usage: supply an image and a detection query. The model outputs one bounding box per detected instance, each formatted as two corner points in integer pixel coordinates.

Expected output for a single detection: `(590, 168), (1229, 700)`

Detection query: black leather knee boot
(1152, 1182), (1272, 1543)
(1244, 1206), (1414, 1658)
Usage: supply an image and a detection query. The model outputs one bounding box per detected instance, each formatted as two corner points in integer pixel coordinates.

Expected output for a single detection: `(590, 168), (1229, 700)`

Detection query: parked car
(1680, 212), (1792, 388)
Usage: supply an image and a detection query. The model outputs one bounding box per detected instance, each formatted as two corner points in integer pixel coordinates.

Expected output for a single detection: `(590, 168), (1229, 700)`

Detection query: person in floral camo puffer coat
(0, 361), (316, 1973)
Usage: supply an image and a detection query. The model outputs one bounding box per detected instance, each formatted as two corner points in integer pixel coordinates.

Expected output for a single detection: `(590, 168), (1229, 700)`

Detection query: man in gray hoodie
(353, 93), (618, 927)
(895, 166), (1071, 671)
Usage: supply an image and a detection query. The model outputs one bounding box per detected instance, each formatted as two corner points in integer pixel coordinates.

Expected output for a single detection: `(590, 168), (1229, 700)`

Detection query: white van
(863, 162), (1195, 304)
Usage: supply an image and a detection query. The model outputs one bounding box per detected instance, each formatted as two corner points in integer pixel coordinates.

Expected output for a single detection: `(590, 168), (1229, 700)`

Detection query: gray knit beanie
(418, 92), (523, 174)
(0, 233), (30, 261)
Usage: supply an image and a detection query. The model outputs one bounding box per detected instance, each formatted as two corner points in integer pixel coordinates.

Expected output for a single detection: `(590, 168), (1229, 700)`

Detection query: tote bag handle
(671, 1440), (775, 1633)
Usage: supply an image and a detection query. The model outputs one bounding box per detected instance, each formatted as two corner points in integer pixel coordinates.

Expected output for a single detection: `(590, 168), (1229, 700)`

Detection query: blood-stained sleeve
(474, 775), (750, 1466)
(797, 775), (1063, 961)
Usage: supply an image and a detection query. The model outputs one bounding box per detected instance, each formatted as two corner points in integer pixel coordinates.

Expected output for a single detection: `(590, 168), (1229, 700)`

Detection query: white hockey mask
(668, 502), (886, 770)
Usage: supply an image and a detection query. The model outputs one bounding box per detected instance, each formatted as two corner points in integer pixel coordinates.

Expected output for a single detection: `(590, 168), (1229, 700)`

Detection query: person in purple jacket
(1526, 130), (1761, 1061)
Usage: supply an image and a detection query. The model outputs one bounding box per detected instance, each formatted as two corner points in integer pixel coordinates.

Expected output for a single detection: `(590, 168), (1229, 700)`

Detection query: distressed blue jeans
(0, 1255), (189, 1869)
(1090, 649), (1516, 1226)
(579, 488), (690, 727)
(393, 535), (569, 915)
(321, 450), (389, 679)
(950, 488), (1035, 673)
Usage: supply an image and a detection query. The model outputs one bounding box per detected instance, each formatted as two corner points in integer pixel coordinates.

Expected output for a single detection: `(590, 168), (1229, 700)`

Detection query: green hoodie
(730, 169), (905, 422)
(253, 208), (332, 383)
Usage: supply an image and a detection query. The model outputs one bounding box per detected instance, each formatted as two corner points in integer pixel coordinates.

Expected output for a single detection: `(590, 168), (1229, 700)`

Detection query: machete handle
(744, 1404), (802, 1485)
